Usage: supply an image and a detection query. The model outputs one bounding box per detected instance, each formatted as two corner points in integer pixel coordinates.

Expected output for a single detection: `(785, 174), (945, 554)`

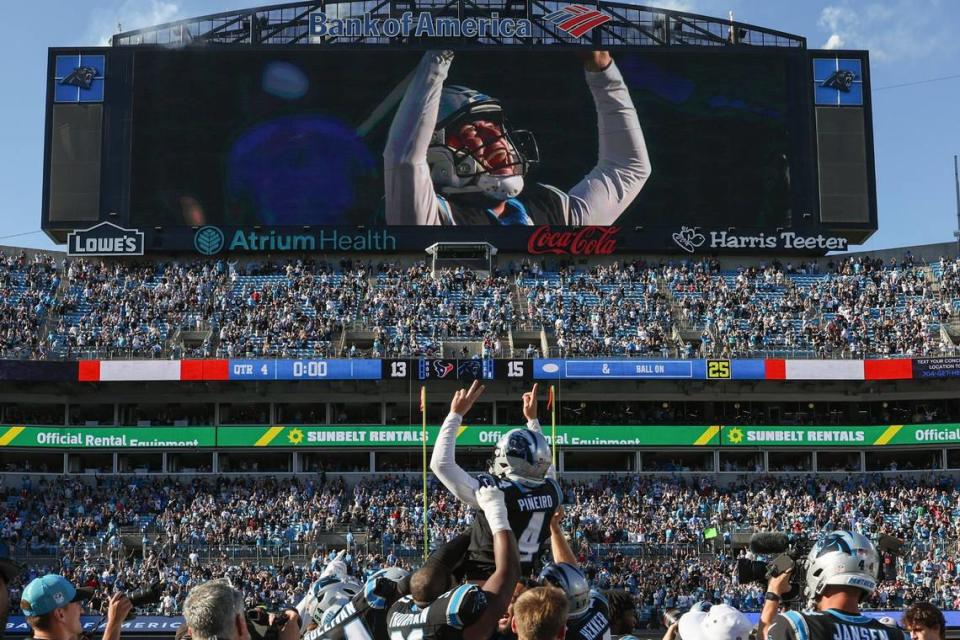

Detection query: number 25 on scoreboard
(706, 359), (731, 379)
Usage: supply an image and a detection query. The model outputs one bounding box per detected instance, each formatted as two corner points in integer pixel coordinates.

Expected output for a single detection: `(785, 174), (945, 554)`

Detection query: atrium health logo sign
(194, 226), (225, 256)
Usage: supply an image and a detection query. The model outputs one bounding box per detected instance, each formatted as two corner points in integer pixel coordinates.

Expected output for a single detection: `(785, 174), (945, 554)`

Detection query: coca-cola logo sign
(527, 225), (620, 255)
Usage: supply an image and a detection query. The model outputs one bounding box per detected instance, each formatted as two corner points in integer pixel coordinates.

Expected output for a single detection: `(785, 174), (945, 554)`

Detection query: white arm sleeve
(383, 50), (453, 226)
(430, 411), (480, 506)
(525, 418), (557, 481)
(566, 60), (652, 226)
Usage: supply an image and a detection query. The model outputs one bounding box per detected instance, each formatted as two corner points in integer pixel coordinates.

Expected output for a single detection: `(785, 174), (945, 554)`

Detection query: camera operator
(183, 580), (298, 640)
(21, 574), (131, 640)
(901, 603), (946, 640)
(758, 567), (793, 640)
(765, 532), (909, 640)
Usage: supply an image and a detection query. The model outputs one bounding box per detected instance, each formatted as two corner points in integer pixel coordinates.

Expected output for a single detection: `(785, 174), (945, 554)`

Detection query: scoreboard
(223, 358), (767, 381)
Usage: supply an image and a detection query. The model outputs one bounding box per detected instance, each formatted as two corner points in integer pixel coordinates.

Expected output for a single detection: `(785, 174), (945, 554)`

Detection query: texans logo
(60, 65), (98, 90)
(434, 361), (455, 378)
(822, 69), (856, 92)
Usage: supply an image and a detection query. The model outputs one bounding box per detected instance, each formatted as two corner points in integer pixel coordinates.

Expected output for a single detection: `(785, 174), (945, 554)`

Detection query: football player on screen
(384, 50), (651, 226)
(431, 381), (563, 580)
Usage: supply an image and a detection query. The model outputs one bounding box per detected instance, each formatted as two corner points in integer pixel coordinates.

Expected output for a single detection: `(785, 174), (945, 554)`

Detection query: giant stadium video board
(41, 12), (876, 255)
(126, 49), (807, 230)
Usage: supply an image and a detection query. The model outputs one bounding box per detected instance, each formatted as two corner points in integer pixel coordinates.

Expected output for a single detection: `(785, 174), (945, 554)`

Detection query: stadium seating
(2, 252), (960, 360)
(2, 474), (958, 615)
(0, 252), (60, 360)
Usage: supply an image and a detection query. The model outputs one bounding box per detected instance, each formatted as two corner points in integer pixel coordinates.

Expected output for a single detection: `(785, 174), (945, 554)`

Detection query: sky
(1, 0), (958, 253)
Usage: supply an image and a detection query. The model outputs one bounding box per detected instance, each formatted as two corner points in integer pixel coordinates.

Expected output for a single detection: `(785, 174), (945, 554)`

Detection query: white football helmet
(310, 579), (362, 626)
(427, 85), (538, 202)
(490, 428), (551, 484)
(804, 531), (879, 606)
(369, 566), (409, 583)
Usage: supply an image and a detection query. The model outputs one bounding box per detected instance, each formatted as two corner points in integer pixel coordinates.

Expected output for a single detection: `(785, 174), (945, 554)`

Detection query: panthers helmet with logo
(539, 563), (591, 618)
(369, 566), (409, 583)
(804, 531), (879, 606)
(490, 428), (551, 484)
(427, 85), (538, 201)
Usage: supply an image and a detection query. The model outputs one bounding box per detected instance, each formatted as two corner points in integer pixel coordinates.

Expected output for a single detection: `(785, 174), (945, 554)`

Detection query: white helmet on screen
(427, 85), (538, 202)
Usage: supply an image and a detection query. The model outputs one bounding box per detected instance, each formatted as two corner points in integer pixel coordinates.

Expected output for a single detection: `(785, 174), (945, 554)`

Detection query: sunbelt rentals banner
(0, 424), (956, 449)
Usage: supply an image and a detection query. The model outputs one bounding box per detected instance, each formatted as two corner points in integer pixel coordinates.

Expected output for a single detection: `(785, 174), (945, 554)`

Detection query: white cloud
(823, 33), (844, 49)
(85, 1), (182, 46)
(817, 0), (953, 62)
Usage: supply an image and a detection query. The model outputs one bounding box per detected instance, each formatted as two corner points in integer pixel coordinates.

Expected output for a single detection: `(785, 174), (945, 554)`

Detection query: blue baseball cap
(21, 575), (93, 617)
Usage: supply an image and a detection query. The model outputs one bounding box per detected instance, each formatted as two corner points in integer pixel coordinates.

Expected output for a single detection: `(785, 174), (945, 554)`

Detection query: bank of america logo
(542, 5), (611, 37)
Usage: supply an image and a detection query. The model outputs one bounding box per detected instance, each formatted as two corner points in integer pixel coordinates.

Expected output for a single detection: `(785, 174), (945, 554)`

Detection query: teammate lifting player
(430, 381), (563, 580)
(386, 482), (521, 640)
(536, 509), (612, 640)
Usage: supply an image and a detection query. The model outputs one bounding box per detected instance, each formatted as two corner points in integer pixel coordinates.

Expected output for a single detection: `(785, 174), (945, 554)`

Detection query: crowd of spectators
(2, 472), (959, 616)
(672, 255), (957, 359)
(2, 251), (960, 359)
(521, 261), (675, 357)
(360, 263), (514, 357)
(0, 252), (60, 360)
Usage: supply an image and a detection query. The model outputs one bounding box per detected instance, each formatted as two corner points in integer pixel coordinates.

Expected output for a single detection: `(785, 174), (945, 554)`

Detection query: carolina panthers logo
(822, 70), (856, 93)
(816, 533), (853, 557)
(60, 65), (98, 90)
(457, 360), (482, 380)
(505, 431), (536, 463)
(433, 360), (455, 378)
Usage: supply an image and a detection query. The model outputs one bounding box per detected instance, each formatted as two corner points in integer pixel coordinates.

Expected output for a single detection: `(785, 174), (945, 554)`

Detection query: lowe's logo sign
(310, 11), (533, 38)
(67, 222), (144, 256)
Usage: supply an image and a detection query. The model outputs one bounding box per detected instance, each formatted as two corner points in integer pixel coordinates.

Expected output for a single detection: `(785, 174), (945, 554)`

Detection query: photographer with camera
(21, 574), (131, 640)
(183, 580), (298, 640)
(758, 566), (793, 640)
(764, 532), (909, 640)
